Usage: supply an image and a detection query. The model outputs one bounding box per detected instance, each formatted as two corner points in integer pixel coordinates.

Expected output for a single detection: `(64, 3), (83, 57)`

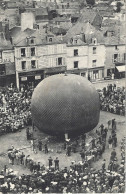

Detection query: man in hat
(44, 143), (48, 154)
(48, 157), (53, 169)
(102, 159), (106, 172)
(54, 157), (59, 170)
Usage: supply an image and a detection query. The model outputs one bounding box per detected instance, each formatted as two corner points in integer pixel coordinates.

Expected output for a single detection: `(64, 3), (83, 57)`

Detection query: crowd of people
(0, 135), (125, 193)
(99, 84), (125, 116)
(0, 83), (125, 193)
(0, 84), (33, 135)
(0, 118), (124, 193)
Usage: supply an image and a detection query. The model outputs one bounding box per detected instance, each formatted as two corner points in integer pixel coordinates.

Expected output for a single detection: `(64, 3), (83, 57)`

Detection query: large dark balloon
(31, 74), (100, 136)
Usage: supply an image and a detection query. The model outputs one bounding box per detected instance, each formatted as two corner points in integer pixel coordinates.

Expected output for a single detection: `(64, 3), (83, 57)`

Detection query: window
(92, 38), (97, 45)
(22, 61), (26, 70)
(92, 60), (96, 67)
(0, 64), (5, 75)
(74, 49), (78, 56)
(93, 47), (96, 54)
(115, 45), (118, 50)
(49, 38), (52, 42)
(58, 57), (62, 65)
(31, 60), (36, 68)
(93, 70), (99, 79)
(31, 48), (35, 56)
(21, 48), (25, 57)
(31, 39), (34, 44)
(113, 54), (120, 63)
(74, 39), (77, 44)
(74, 61), (78, 68)
(81, 72), (86, 77)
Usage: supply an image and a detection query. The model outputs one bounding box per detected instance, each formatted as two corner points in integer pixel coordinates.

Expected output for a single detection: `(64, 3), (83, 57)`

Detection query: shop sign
(21, 77), (27, 81)
(35, 75), (41, 80)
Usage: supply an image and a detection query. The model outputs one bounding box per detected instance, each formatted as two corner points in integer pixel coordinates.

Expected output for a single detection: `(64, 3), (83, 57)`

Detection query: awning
(116, 65), (125, 72)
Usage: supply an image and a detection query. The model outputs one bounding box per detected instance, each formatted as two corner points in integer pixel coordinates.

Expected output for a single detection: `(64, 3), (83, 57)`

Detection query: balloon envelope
(31, 74), (100, 136)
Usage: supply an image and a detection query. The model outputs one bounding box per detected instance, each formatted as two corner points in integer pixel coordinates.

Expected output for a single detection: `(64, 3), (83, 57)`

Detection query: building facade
(14, 36), (67, 88)
(104, 44), (125, 78)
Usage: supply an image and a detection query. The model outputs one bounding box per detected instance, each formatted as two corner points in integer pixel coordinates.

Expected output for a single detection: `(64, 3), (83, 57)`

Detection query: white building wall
(15, 43), (67, 72)
(2, 50), (14, 63)
(21, 12), (35, 31)
(66, 46), (88, 70)
(88, 44), (106, 68)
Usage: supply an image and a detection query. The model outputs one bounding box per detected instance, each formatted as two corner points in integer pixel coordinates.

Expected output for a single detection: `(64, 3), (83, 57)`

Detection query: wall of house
(2, 50), (14, 63)
(15, 43), (67, 72)
(104, 44), (125, 76)
(66, 45), (88, 70)
(88, 44), (105, 69)
(21, 12), (35, 31)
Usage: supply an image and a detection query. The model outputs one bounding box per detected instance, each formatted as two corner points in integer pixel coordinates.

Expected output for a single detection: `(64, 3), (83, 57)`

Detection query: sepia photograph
(0, 0), (125, 193)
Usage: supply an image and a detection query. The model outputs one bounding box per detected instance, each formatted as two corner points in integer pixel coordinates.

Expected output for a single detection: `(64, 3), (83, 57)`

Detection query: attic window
(30, 39), (34, 44)
(74, 39), (77, 44)
(92, 38), (97, 45)
(49, 38), (52, 42)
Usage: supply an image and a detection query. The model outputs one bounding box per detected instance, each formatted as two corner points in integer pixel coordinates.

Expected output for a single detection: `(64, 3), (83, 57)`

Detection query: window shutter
(26, 47), (30, 57)
(112, 55), (114, 63)
(56, 58), (58, 66)
(28, 61), (31, 70)
(62, 57), (65, 66)
(18, 48), (21, 58)
(36, 60), (39, 68)
(118, 54), (120, 62)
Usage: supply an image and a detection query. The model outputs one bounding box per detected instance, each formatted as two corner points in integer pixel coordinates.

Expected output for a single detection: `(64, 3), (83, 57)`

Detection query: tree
(86, 0), (95, 6)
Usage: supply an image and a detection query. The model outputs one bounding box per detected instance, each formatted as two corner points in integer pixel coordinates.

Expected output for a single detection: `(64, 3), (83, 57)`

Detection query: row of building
(0, 0), (125, 88)
(0, 20), (125, 88)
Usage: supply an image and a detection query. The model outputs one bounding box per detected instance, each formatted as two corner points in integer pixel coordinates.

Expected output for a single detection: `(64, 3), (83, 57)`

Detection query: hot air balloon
(31, 74), (100, 137)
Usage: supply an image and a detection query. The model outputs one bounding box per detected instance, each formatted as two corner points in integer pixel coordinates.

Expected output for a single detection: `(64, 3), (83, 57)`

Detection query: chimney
(10, 36), (13, 45)
(4, 23), (10, 40)
(0, 22), (3, 32)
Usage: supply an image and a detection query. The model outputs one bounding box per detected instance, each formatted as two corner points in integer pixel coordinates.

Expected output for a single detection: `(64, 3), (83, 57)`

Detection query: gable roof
(79, 8), (100, 24)
(64, 21), (104, 44)
(0, 32), (12, 50)
(10, 27), (36, 45)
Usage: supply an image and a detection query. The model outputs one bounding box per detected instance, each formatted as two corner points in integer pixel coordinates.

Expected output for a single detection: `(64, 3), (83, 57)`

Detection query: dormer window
(31, 39), (34, 44)
(92, 38), (97, 45)
(49, 38), (52, 42)
(74, 39), (77, 44)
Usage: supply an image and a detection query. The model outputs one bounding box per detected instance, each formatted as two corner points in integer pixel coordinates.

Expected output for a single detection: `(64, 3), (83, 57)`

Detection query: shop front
(88, 67), (104, 82)
(18, 66), (67, 89)
(115, 63), (125, 79)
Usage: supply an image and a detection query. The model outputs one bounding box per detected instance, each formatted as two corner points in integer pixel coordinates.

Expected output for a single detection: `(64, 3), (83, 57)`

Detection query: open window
(74, 61), (78, 68)
(21, 61), (26, 70)
(31, 60), (36, 68)
(92, 60), (96, 67)
(93, 47), (96, 54)
(58, 57), (62, 65)
(21, 48), (25, 57)
(74, 49), (78, 56)
(31, 48), (35, 56)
